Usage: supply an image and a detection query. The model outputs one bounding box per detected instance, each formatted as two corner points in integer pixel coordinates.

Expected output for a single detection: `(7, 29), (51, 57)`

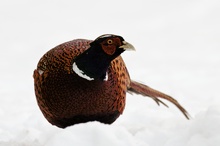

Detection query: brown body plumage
(33, 35), (189, 128)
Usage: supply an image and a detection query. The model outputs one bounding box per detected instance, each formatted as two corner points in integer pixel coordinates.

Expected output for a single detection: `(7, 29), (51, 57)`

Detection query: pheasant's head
(73, 34), (135, 81)
(91, 34), (135, 58)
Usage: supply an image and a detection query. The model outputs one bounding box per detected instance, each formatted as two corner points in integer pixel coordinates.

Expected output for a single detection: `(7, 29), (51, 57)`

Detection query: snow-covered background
(1, 0), (220, 145)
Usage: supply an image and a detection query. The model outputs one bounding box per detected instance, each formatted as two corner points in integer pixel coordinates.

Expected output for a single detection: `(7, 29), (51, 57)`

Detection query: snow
(1, 0), (220, 145)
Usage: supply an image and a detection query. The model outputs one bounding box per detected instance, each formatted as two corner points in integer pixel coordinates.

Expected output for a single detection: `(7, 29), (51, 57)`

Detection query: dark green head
(73, 34), (135, 81)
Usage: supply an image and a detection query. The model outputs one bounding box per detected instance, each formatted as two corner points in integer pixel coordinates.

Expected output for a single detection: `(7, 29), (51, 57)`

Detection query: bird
(33, 34), (189, 128)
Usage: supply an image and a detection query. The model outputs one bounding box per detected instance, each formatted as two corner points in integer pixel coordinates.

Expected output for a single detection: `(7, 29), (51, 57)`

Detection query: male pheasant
(33, 34), (189, 128)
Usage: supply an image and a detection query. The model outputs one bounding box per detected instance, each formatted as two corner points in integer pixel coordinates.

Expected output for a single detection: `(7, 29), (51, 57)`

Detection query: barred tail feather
(128, 80), (190, 119)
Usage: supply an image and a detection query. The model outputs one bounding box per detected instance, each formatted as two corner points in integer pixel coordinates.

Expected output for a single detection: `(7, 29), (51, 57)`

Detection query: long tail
(128, 80), (190, 119)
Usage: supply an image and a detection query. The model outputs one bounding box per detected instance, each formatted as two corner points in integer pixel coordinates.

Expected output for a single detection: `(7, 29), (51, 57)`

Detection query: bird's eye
(107, 39), (113, 45)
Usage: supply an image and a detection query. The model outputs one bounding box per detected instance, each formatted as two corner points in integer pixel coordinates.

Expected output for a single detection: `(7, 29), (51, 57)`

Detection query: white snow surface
(1, 0), (220, 145)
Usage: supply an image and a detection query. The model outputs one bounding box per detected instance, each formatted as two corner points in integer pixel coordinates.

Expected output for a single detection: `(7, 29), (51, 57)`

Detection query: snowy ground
(1, 0), (220, 145)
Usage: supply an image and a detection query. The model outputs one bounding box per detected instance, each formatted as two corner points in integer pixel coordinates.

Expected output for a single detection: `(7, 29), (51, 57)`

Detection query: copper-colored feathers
(33, 35), (189, 128)
(128, 81), (190, 119)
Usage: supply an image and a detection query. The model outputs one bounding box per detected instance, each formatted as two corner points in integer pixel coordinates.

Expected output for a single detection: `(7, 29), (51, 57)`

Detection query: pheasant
(33, 34), (189, 128)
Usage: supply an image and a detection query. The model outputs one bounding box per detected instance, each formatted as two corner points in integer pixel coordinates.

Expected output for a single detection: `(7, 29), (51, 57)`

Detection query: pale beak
(119, 41), (135, 51)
